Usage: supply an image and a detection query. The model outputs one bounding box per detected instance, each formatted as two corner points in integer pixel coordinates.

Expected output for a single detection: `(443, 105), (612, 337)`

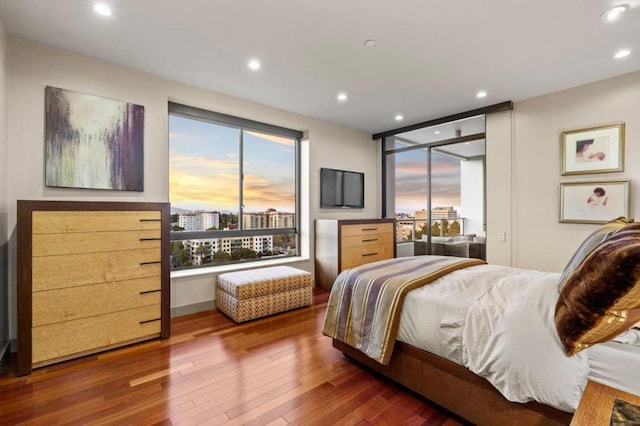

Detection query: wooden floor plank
(1, 289), (462, 425)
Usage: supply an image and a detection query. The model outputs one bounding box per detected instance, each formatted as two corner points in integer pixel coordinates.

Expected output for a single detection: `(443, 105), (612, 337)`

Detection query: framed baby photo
(560, 180), (630, 224)
(561, 123), (625, 175)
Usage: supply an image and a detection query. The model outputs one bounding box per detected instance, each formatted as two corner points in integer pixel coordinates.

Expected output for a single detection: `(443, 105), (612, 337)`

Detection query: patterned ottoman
(216, 266), (313, 323)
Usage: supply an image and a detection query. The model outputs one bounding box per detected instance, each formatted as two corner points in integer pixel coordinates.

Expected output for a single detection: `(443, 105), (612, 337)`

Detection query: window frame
(168, 102), (302, 268)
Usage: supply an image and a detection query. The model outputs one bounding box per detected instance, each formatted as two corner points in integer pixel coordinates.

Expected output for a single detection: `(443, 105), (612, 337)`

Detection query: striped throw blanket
(323, 255), (485, 364)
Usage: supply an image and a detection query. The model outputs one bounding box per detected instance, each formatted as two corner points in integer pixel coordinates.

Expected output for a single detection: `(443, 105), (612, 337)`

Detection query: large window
(168, 103), (301, 270)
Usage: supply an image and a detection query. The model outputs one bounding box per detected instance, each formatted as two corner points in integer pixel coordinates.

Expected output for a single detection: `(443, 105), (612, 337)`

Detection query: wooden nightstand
(571, 380), (640, 425)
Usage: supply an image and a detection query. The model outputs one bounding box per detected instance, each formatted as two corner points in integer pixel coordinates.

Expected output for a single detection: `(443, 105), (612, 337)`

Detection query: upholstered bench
(216, 266), (313, 322)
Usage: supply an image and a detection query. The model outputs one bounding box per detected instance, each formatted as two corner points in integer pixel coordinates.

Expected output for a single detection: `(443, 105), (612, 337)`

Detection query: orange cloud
(169, 169), (294, 212)
(242, 173), (295, 211)
(170, 155), (237, 170)
(169, 169), (238, 210)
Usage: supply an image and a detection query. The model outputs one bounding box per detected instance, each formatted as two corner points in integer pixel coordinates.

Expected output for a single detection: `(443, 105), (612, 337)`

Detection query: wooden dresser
(17, 200), (170, 376)
(315, 219), (396, 290)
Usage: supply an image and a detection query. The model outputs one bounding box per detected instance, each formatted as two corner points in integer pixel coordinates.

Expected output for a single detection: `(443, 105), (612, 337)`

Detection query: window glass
(391, 149), (428, 242)
(430, 150), (463, 238)
(169, 115), (240, 227)
(242, 131), (296, 229)
(169, 106), (299, 270)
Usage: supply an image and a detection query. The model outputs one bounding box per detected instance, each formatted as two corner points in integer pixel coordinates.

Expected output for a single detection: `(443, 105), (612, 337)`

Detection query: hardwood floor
(0, 290), (463, 425)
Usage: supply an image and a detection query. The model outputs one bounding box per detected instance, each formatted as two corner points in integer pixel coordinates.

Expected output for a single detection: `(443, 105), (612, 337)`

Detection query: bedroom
(0, 1), (640, 424)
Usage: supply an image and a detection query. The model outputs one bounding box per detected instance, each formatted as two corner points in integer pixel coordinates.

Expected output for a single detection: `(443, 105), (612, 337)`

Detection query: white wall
(460, 158), (484, 236)
(486, 110), (514, 266)
(512, 71), (640, 272)
(6, 38), (379, 338)
(0, 20), (9, 363)
(486, 72), (640, 271)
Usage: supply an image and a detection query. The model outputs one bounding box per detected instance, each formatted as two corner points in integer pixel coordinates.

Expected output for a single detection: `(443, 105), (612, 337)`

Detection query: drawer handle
(139, 318), (161, 325)
(140, 219), (161, 222)
(140, 289), (161, 295)
(140, 261), (162, 266)
(363, 252), (379, 257)
(362, 238), (378, 242)
(139, 238), (162, 241)
(361, 227), (378, 231)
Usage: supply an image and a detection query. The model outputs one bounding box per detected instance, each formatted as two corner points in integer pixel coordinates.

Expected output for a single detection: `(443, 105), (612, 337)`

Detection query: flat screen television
(320, 167), (364, 208)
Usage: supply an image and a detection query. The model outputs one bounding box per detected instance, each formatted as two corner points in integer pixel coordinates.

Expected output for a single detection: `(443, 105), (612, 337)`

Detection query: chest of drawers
(315, 219), (396, 290)
(17, 201), (170, 375)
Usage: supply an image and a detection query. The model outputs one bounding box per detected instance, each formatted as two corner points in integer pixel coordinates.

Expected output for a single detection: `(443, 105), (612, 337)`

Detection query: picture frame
(561, 123), (624, 175)
(45, 86), (145, 191)
(560, 180), (630, 224)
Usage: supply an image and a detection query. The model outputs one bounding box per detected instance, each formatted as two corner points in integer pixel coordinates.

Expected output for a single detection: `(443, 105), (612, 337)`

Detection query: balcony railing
(395, 217), (486, 260)
(395, 218), (467, 242)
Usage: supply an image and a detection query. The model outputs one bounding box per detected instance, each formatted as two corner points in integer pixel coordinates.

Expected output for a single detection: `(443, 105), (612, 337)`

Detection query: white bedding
(461, 268), (588, 412)
(587, 339), (640, 396)
(396, 262), (626, 413)
(397, 264), (515, 364)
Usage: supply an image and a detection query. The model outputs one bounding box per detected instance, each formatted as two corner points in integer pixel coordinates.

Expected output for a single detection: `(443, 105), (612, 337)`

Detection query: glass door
(384, 116), (486, 260)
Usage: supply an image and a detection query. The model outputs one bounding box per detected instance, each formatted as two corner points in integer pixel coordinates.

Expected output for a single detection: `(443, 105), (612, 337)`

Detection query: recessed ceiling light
(364, 40), (376, 47)
(248, 59), (261, 70)
(434, 131), (441, 135)
(614, 49), (631, 59)
(337, 92), (348, 102)
(601, 4), (629, 21)
(476, 91), (487, 98)
(94, 3), (112, 16)
(395, 114), (403, 121)
(465, 142), (471, 145)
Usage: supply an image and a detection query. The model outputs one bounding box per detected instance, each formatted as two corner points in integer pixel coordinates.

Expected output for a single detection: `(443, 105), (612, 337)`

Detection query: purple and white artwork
(45, 86), (144, 191)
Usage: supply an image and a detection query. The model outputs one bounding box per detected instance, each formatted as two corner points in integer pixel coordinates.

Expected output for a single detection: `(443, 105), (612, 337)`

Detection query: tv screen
(320, 168), (364, 208)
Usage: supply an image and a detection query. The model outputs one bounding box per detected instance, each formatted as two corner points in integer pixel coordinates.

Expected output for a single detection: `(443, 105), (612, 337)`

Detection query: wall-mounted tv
(320, 167), (364, 208)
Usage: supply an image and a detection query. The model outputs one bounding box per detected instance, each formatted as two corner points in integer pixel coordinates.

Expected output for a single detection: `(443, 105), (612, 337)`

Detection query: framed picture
(560, 180), (630, 224)
(45, 86), (144, 191)
(561, 123), (624, 175)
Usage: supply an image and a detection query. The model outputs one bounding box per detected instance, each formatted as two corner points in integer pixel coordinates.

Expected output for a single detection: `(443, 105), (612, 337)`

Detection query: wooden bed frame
(333, 339), (573, 425)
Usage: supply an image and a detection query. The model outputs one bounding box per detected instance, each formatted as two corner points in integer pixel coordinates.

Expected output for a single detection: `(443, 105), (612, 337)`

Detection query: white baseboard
(171, 300), (216, 317)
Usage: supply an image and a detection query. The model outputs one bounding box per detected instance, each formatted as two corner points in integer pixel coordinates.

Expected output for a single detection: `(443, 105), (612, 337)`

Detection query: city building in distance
(171, 209), (296, 269)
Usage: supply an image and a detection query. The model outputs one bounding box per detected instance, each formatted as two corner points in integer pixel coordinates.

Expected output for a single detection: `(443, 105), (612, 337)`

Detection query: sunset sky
(170, 115), (460, 216)
(393, 149), (461, 215)
(169, 115), (295, 213)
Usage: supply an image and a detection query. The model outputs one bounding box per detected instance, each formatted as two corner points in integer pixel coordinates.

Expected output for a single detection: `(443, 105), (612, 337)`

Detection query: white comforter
(397, 263), (590, 412)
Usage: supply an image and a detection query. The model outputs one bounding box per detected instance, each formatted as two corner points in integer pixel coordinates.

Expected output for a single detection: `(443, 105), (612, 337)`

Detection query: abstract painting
(45, 86), (144, 191)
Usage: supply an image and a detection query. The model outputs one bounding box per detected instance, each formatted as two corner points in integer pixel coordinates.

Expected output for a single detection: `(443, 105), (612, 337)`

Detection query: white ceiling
(1, 0), (639, 134)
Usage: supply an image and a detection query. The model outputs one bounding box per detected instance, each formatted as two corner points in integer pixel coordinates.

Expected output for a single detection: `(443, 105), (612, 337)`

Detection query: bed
(322, 219), (640, 425)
